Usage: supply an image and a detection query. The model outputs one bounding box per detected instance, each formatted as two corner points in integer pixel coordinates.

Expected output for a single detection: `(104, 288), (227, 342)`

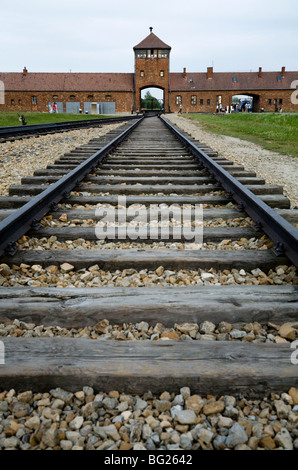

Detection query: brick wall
(0, 91), (134, 114)
(1, 88), (297, 114)
(169, 89), (297, 113)
(134, 56), (170, 111)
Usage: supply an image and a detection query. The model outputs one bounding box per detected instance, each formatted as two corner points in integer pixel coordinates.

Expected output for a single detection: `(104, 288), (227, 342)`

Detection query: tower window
(136, 50), (146, 59)
(191, 95), (197, 105)
(147, 49), (157, 58)
(140, 70), (145, 77)
(158, 50), (169, 58)
(160, 70), (164, 77)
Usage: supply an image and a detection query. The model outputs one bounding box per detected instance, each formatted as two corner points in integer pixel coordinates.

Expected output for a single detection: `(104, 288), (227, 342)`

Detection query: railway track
(0, 115), (139, 143)
(0, 115), (297, 449)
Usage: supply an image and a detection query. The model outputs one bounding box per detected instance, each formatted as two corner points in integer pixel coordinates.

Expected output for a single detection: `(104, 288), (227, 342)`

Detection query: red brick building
(0, 29), (297, 114)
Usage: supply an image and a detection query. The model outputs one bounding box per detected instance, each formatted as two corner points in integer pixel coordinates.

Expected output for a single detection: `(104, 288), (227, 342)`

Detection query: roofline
(3, 89), (134, 92)
(169, 87), (294, 92)
(133, 46), (171, 50)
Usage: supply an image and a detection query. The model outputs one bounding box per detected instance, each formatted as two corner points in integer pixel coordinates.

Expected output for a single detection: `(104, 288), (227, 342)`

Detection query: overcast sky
(1, 0), (297, 75)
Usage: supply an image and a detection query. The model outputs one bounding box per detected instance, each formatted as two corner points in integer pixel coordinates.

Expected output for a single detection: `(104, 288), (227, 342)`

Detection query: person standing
(18, 114), (27, 125)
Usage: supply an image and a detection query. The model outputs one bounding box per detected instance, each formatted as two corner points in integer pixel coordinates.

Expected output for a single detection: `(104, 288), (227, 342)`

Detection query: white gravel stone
(175, 409), (197, 425)
(69, 416), (84, 431)
(226, 422), (248, 448)
(275, 428), (293, 450)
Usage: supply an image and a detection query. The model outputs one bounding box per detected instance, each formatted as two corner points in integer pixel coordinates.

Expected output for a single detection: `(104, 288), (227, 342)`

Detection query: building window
(279, 98), (283, 104)
(105, 95), (112, 100)
(18, 99), (22, 105)
(146, 49), (158, 58)
(11, 99), (14, 105)
(87, 95), (94, 100)
(160, 70), (164, 77)
(207, 99), (211, 105)
(200, 99), (204, 105)
(176, 95), (182, 105)
(52, 95), (58, 99)
(232, 77), (238, 82)
(191, 95), (197, 105)
(268, 99), (272, 105)
(32, 96), (37, 105)
(140, 70), (145, 77)
(136, 50), (147, 59)
(69, 95), (76, 100)
(158, 50), (169, 58)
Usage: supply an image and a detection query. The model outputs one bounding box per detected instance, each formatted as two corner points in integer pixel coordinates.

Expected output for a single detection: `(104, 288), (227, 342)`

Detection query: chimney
(207, 66), (213, 79)
(281, 66), (286, 78)
(258, 67), (262, 78)
(23, 67), (28, 75)
(183, 67), (186, 78)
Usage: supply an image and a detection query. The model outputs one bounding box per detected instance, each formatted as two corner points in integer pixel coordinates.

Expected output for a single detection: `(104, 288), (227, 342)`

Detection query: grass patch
(0, 112), (118, 127)
(184, 113), (298, 157)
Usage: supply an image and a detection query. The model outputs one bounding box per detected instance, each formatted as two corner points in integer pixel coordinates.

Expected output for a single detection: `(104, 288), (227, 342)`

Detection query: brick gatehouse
(0, 28), (297, 114)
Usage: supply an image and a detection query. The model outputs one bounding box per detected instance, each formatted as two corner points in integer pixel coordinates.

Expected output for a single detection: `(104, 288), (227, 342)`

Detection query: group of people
(216, 102), (251, 113)
(48, 102), (58, 113)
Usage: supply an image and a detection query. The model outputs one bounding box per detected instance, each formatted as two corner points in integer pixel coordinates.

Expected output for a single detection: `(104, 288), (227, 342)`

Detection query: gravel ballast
(1, 120), (297, 451)
(0, 123), (123, 196)
(0, 385), (297, 450)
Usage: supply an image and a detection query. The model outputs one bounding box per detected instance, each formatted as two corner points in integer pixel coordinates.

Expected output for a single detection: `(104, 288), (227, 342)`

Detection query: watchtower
(133, 28), (171, 112)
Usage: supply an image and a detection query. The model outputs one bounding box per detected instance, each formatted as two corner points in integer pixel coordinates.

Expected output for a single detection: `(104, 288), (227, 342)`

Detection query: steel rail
(161, 115), (298, 268)
(0, 116), (144, 257)
(0, 115), (140, 140)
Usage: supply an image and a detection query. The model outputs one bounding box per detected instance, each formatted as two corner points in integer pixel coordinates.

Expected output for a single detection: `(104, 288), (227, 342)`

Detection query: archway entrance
(232, 94), (260, 113)
(140, 87), (164, 112)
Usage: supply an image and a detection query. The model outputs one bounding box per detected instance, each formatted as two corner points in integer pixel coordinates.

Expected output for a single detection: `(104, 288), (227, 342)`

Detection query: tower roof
(133, 30), (171, 50)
